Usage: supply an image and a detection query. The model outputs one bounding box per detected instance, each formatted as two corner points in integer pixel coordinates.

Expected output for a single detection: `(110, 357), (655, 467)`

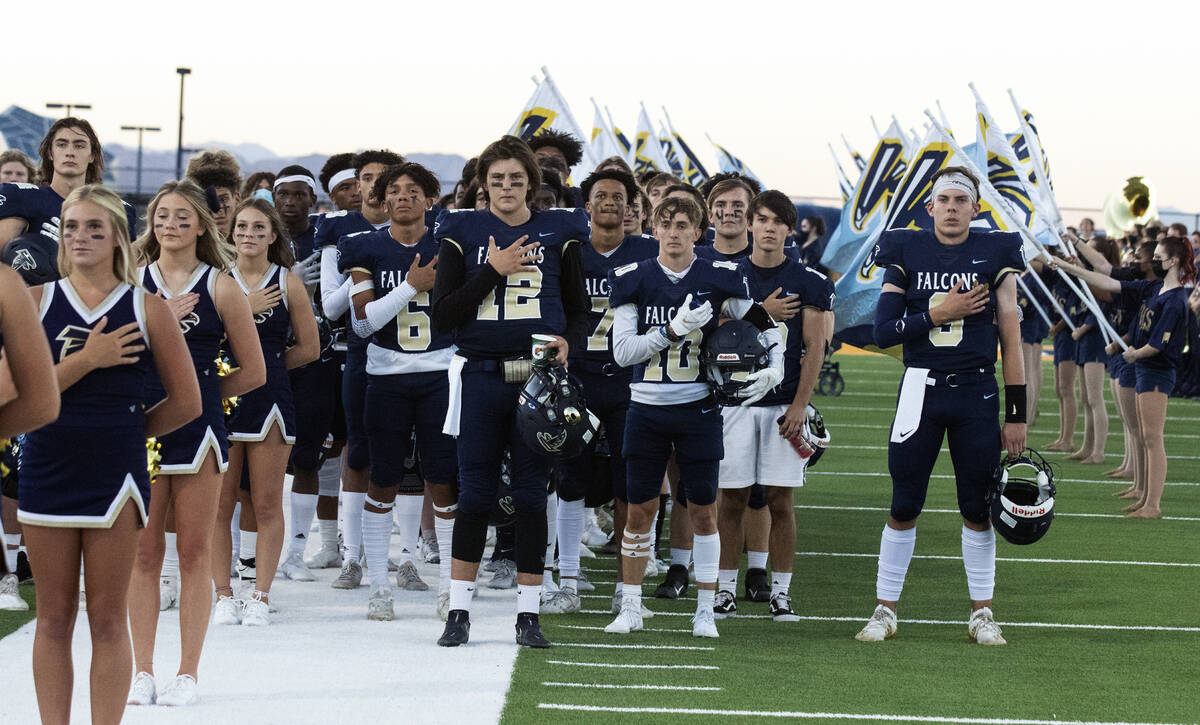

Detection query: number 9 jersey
(875, 229), (1025, 371)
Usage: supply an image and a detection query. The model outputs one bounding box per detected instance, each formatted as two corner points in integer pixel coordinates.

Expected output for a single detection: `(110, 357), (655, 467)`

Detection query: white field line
(578, 610), (1200, 631)
(833, 422), (1196, 440)
(581, 609), (764, 619)
(829, 443), (1200, 461)
(541, 681), (722, 692)
(536, 703), (1194, 724)
(793, 551), (1200, 567)
(805, 470), (1200, 487)
(794, 503), (1200, 522)
(554, 624), (692, 634)
(555, 642), (714, 651)
(546, 660), (718, 670)
(816, 404), (1200, 422)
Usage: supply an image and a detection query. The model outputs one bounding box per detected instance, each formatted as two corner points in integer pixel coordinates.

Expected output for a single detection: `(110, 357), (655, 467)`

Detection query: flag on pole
(605, 106), (633, 161)
(663, 108), (709, 186)
(657, 120), (685, 179)
(588, 99), (624, 170)
(842, 135), (866, 173)
(708, 134), (762, 187)
(829, 144), (854, 203)
(633, 103), (673, 175)
(507, 68), (598, 178)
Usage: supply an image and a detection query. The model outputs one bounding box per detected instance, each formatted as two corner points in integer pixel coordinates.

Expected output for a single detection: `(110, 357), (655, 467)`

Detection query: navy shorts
(561, 367), (631, 503)
(365, 371), (457, 489)
(342, 349), (369, 472)
(289, 356), (344, 473)
(1052, 331), (1076, 366)
(1118, 357), (1137, 388)
(888, 373), (1000, 524)
(1107, 352), (1125, 381)
(1073, 329), (1106, 365)
(1020, 316), (1049, 345)
(1135, 364), (1175, 395)
(624, 397), (723, 507)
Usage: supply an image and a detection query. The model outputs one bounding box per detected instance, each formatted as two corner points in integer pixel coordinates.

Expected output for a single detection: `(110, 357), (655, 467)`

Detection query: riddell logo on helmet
(716, 353), (740, 361)
(1007, 503), (1047, 517)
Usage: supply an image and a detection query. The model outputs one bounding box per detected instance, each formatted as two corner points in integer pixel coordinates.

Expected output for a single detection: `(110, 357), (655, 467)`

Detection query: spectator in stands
(0, 150), (37, 184)
(1079, 217), (1095, 239)
(796, 216), (826, 270)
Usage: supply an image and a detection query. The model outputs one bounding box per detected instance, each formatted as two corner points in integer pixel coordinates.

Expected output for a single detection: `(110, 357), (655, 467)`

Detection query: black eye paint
(178, 223), (192, 229)
(91, 233), (105, 240)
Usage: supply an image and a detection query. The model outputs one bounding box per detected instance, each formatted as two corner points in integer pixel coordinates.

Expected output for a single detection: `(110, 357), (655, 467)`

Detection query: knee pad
(747, 484), (767, 510)
(457, 483), (495, 518)
(450, 509), (489, 563)
(674, 460), (718, 507)
(290, 445), (321, 475)
(514, 511), (548, 575)
(346, 441), (370, 472)
(511, 484), (549, 515)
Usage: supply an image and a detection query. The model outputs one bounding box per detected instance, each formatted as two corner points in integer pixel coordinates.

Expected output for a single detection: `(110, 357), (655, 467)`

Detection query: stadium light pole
(120, 125), (161, 196)
(45, 102), (92, 117)
(175, 67), (192, 180)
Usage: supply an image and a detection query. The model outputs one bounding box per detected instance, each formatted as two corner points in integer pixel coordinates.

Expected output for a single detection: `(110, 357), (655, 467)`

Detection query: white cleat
(436, 591), (451, 622)
(305, 545), (342, 569)
(582, 522), (609, 548)
(0, 573), (28, 611)
(242, 593), (270, 626)
(419, 533), (440, 564)
(331, 559), (363, 590)
(367, 586), (395, 621)
(579, 544), (597, 559)
(158, 576), (179, 612)
(279, 553), (315, 582)
(157, 674), (199, 706)
(855, 604), (898, 642)
(968, 607), (1007, 646)
(575, 570), (595, 592)
(127, 671), (157, 705)
(610, 591), (655, 619)
(692, 606), (719, 638)
(604, 601), (644, 634)
(395, 561), (429, 591)
(212, 595), (243, 625)
(540, 588), (581, 614)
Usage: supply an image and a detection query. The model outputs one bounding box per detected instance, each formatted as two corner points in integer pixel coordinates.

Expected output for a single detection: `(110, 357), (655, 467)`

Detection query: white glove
(738, 366), (783, 407)
(291, 251), (321, 287)
(668, 293), (712, 338)
(40, 217), (60, 243)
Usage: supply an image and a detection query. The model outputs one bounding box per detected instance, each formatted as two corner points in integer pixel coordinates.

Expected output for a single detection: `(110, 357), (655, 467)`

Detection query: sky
(6, 0), (1200, 217)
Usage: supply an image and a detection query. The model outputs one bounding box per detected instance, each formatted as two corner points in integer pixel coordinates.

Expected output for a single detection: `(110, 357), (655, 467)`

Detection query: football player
(605, 195), (783, 638)
(714, 190), (834, 622)
(696, 179), (753, 263)
(528, 130), (584, 207)
(855, 166), (1025, 646)
(431, 136), (590, 648)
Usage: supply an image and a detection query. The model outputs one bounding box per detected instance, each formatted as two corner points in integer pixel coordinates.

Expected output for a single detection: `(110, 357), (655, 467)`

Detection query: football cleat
(420, 533), (440, 564)
(488, 559), (517, 589)
(575, 570), (595, 592)
(609, 591), (655, 619)
(212, 595), (243, 625)
(305, 545), (342, 570)
(654, 564), (689, 599)
(583, 522), (609, 548)
(436, 591), (451, 622)
(438, 609), (470, 646)
(158, 576), (179, 611)
(540, 588), (581, 614)
(127, 672), (157, 706)
(395, 561), (429, 591)
(515, 612), (552, 648)
(367, 587), (394, 621)
(713, 590), (737, 619)
(331, 559), (363, 590)
(156, 674), (199, 706)
(0, 573), (28, 611)
(745, 568), (771, 602)
(769, 592), (801, 622)
(968, 607), (1007, 645)
(691, 606), (719, 638)
(279, 553), (314, 582)
(855, 604), (898, 642)
(604, 600), (644, 634)
(236, 556), (257, 584)
(15, 550), (33, 584)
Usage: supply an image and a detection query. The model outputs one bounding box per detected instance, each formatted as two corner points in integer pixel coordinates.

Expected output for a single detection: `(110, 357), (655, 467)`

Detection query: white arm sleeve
(320, 246), (352, 319)
(352, 281), (418, 339)
(723, 297), (785, 372)
(612, 303), (671, 368)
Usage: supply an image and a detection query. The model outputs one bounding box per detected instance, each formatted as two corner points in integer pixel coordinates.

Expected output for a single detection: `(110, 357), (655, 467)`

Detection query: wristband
(662, 324), (681, 343)
(1004, 384), (1027, 423)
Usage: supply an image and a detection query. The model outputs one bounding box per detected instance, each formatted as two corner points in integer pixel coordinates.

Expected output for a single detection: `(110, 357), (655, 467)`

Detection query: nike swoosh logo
(538, 232), (554, 237)
(972, 259), (987, 264)
(701, 408), (715, 414)
(983, 393), (996, 399)
(694, 291), (711, 297)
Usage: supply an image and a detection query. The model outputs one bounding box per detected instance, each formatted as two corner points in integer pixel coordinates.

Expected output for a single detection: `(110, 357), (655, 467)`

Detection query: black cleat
(654, 564), (689, 599)
(16, 550), (33, 585)
(437, 609), (471, 647)
(745, 568), (770, 602)
(515, 612), (552, 648)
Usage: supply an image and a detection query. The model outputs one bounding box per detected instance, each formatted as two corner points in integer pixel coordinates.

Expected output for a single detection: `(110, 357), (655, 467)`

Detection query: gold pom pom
(146, 438), (163, 484)
(215, 352), (240, 417)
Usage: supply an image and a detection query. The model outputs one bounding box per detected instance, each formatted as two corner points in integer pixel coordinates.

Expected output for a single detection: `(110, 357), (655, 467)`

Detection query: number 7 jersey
(572, 234), (659, 371)
(874, 229), (1025, 370)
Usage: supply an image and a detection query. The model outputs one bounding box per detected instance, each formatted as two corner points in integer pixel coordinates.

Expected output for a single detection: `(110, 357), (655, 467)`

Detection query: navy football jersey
(291, 215), (320, 260)
(573, 234), (658, 370)
(1124, 280), (1189, 370)
(38, 279), (151, 428)
(434, 207), (589, 358)
(874, 229), (1025, 370)
(740, 258), (834, 407)
(0, 182), (138, 238)
(314, 209), (373, 249)
(339, 226), (453, 356)
(608, 256), (751, 387)
(695, 242), (751, 263)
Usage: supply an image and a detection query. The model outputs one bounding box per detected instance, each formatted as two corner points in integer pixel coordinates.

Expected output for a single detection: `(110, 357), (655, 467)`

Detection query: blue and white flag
(508, 69), (598, 179)
(708, 135), (762, 187)
(663, 108), (709, 186)
(588, 99), (625, 172)
(605, 106), (633, 161)
(633, 103), (673, 176)
(657, 120), (685, 179)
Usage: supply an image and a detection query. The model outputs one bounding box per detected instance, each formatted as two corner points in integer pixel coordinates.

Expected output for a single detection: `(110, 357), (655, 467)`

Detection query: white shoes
(604, 601), (644, 634)
(540, 588), (581, 614)
(575, 570), (595, 592)
(609, 591), (654, 619)
(968, 607), (1007, 645)
(242, 592), (270, 626)
(436, 591), (451, 622)
(0, 573), (27, 611)
(127, 671), (156, 705)
(331, 559), (363, 590)
(419, 533), (440, 564)
(213, 594), (243, 625)
(158, 576), (178, 612)
(582, 521), (609, 548)
(367, 586), (394, 621)
(855, 604), (898, 642)
(691, 606), (719, 638)
(279, 553), (315, 582)
(305, 545), (342, 569)
(157, 674), (199, 706)
(395, 561), (429, 591)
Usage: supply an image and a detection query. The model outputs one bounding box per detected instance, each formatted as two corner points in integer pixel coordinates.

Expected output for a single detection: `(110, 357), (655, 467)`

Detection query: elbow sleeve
(873, 291), (933, 348)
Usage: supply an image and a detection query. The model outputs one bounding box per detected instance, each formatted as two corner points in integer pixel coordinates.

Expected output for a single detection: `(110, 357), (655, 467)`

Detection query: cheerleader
(1067, 237), (1121, 464)
(1016, 269), (1051, 427)
(17, 185), (199, 724)
(213, 199), (318, 626)
(1044, 247), (1080, 452)
(126, 180), (265, 707)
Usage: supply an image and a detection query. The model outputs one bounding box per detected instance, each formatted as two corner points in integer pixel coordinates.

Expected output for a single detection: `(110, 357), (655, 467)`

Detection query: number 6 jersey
(874, 228), (1025, 371)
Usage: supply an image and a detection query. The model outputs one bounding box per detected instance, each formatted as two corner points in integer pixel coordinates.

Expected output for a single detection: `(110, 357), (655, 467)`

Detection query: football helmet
(699, 319), (769, 406)
(516, 362), (600, 459)
(777, 404), (831, 467)
(2, 232), (60, 285)
(989, 450), (1056, 545)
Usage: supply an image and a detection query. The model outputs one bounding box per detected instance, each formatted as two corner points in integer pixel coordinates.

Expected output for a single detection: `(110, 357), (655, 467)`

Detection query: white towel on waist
(890, 367), (930, 444)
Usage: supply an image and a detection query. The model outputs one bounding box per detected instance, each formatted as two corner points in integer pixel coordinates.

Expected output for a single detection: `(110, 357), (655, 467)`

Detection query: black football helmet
(516, 362), (600, 459)
(699, 319), (769, 406)
(989, 449), (1056, 545)
(2, 232), (60, 285)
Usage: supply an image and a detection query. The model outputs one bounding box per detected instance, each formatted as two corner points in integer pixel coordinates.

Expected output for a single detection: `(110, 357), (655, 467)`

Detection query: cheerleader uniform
(140, 262), (229, 474)
(1051, 275), (1078, 366)
(18, 279), (153, 527)
(227, 264), (295, 443)
(1017, 271), (1051, 345)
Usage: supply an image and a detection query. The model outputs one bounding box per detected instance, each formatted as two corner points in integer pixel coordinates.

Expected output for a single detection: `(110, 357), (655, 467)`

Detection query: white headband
(274, 174), (317, 194)
(930, 172), (977, 203)
(327, 168), (357, 192)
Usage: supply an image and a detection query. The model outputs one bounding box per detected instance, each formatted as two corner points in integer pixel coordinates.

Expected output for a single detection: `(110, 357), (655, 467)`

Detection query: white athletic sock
(240, 531), (257, 563)
(434, 516), (454, 592)
(289, 492), (319, 558)
(449, 578), (475, 613)
(718, 568), (738, 593)
(319, 518), (338, 550)
(542, 568), (555, 587)
(961, 526), (996, 602)
(5, 533), (21, 573)
(670, 547), (692, 569)
(747, 550), (768, 570)
(544, 493), (558, 571)
(556, 498), (585, 580)
(160, 532), (179, 579)
(614, 581), (624, 597)
(229, 501), (241, 562)
(697, 587), (715, 612)
(363, 508), (393, 590)
(692, 533), (719, 585)
(876, 525), (916, 602)
(341, 491), (366, 562)
(395, 495), (422, 565)
(622, 587), (641, 610)
(771, 571), (792, 596)
(517, 584), (540, 615)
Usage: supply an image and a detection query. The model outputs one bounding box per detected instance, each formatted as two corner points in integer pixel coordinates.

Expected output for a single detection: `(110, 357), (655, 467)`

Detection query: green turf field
(501, 352), (1200, 725)
(0, 585), (34, 638)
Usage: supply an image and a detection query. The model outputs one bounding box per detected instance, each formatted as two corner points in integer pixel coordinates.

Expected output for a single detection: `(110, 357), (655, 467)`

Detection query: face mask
(1151, 260), (1168, 278)
(253, 188), (274, 205)
(1127, 264), (1146, 279)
